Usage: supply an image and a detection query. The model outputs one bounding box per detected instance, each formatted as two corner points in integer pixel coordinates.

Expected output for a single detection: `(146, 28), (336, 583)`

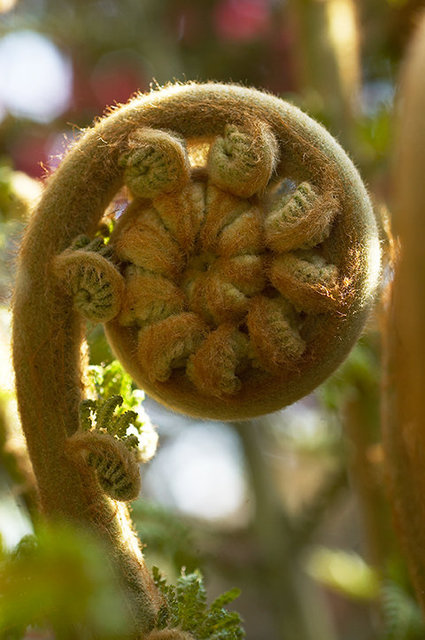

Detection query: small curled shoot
(119, 128), (191, 200)
(68, 430), (141, 502)
(137, 313), (209, 383)
(265, 182), (339, 253)
(246, 296), (306, 372)
(207, 123), (279, 198)
(187, 325), (249, 398)
(67, 395), (145, 501)
(54, 234), (124, 323)
(114, 208), (186, 281)
(118, 267), (186, 328)
(269, 251), (340, 313)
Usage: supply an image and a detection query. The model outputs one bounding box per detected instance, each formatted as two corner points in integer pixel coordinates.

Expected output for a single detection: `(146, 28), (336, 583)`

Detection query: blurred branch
(290, 464), (347, 551)
(233, 420), (335, 640)
(319, 335), (395, 574)
(0, 397), (38, 522)
(343, 389), (393, 571)
(286, 0), (361, 151)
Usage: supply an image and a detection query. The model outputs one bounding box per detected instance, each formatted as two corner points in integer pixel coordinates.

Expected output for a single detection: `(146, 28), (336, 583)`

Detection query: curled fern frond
(67, 394), (145, 502)
(101, 85), (379, 419)
(33, 83), (379, 422)
(67, 429), (141, 501)
(265, 181), (338, 252)
(54, 235), (124, 324)
(269, 251), (341, 313)
(207, 123), (279, 197)
(119, 128), (191, 200)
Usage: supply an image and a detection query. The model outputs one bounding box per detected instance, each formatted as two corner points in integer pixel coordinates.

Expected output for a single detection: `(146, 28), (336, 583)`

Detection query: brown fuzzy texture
(119, 266), (186, 328)
(200, 186), (263, 256)
(114, 204), (185, 280)
(187, 324), (249, 397)
(208, 122), (279, 197)
(246, 296), (306, 372)
(138, 312), (209, 382)
(120, 128), (191, 199)
(153, 182), (205, 253)
(269, 251), (340, 313)
(383, 13), (425, 616)
(83, 83), (381, 420)
(104, 100), (378, 419)
(265, 181), (338, 252)
(11, 84), (379, 632)
(54, 248), (125, 323)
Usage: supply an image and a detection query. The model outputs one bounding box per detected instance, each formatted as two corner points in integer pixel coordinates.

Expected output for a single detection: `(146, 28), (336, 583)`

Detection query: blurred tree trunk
(383, 10), (425, 616)
(287, 0), (361, 152)
(234, 420), (336, 640)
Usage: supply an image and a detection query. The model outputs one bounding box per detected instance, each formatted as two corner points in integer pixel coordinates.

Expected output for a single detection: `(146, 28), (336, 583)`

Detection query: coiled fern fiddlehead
(67, 394), (143, 502)
(12, 83), (380, 636)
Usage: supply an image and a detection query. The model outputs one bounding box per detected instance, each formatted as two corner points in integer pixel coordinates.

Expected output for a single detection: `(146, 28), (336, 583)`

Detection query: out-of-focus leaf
(0, 163), (42, 222)
(0, 524), (132, 638)
(318, 337), (380, 413)
(305, 546), (380, 601)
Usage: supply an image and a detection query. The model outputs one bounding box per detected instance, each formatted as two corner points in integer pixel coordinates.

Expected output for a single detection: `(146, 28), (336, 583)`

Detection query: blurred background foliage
(0, 0), (424, 638)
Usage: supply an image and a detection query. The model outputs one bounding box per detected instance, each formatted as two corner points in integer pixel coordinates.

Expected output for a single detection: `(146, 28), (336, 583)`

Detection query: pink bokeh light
(213, 0), (271, 42)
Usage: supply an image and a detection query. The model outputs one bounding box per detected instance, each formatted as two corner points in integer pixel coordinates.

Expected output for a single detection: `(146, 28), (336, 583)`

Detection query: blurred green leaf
(305, 546), (380, 601)
(0, 162), (42, 222)
(318, 336), (380, 412)
(0, 524), (132, 638)
(86, 323), (114, 366)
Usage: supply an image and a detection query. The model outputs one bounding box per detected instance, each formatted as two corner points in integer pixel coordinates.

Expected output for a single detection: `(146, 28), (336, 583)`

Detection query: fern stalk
(11, 82), (379, 637)
(383, 11), (425, 615)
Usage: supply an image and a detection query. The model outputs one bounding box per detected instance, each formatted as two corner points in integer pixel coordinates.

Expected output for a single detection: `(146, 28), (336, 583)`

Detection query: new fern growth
(67, 361), (158, 502)
(54, 233), (124, 323)
(50, 85), (380, 420)
(11, 82), (381, 636)
(149, 568), (244, 640)
(67, 395), (142, 501)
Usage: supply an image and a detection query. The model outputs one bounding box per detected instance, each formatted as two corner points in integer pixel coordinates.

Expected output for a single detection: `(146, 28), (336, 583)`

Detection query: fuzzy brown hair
(12, 83), (380, 632)
(101, 84), (380, 419)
